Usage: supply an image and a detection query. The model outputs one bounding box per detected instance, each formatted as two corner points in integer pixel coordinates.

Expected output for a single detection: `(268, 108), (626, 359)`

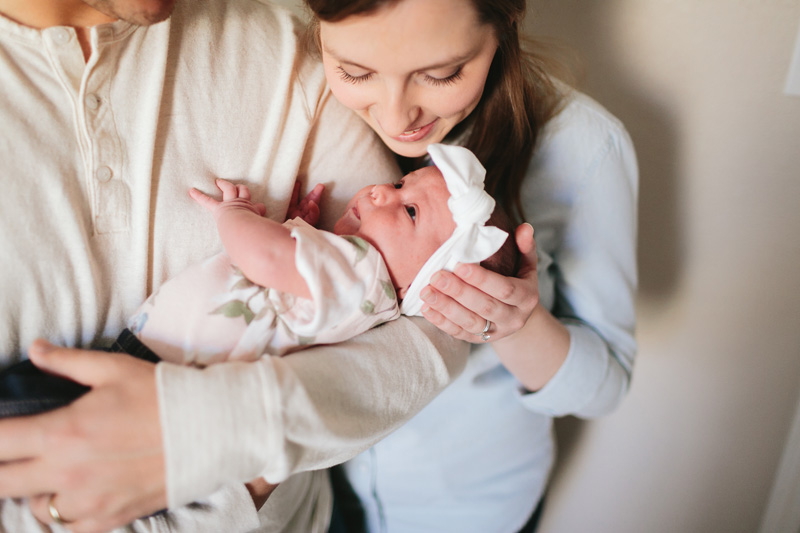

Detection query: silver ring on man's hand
(48, 494), (68, 525)
(473, 318), (492, 342)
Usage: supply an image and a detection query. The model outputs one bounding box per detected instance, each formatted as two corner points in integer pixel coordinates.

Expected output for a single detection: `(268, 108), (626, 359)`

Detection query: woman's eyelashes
(336, 66), (464, 87)
(423, 67), (464, 87)
(337, 66), (372, 84)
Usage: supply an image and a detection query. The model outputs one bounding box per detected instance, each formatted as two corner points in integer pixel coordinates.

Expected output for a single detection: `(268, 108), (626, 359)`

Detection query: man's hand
(286, 180), (325, 226)
(0, 340), (165, 533)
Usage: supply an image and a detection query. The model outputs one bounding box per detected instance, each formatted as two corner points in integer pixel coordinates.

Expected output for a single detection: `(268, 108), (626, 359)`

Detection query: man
(0, 0), (465, 530)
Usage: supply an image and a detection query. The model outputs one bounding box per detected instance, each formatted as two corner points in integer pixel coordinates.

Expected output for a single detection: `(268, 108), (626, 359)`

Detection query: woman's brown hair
(305, 0), (566, 225)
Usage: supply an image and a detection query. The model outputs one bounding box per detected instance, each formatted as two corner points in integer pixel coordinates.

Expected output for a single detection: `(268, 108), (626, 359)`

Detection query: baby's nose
(370, 183), (396, 204)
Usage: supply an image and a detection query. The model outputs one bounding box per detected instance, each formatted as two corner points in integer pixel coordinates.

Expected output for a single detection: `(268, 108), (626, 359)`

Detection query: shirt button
(52, 28), (71, 45)
(85, 94), (101, 110)
(96, 166), (113, 182)
(97, 26), (114, 40)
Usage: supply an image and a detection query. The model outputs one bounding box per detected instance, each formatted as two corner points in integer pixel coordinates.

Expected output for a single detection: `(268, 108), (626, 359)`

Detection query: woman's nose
(377, 86), (422, 137)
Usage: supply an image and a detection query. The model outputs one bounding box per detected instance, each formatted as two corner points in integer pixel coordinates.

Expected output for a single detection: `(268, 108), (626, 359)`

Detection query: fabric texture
(400, 144), (508, 316)
(340, 88), (639, 533)
(129, 218), (399, 365)
(0, 0), (467, 531)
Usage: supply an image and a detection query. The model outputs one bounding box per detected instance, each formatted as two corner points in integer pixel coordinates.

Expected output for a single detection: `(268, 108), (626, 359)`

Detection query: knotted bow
(400, 144), (509, 316)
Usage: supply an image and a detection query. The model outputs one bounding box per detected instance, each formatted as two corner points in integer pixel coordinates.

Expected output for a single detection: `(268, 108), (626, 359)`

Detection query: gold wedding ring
(48, 494), (68, 525)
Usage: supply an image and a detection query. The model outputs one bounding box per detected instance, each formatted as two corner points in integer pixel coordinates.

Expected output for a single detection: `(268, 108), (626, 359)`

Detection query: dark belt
(0, 329), (160, 418)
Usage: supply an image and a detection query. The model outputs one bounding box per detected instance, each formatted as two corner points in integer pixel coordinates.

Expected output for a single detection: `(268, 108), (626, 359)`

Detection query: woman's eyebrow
(323, 45), (470, 72)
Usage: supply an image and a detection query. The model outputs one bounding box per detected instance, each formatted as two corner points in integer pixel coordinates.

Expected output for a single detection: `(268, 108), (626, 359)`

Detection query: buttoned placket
(42, 23), (129, 235)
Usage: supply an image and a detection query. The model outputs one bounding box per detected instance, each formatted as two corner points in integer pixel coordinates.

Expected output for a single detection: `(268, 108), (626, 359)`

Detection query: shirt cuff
(145, 483), (261, 532)
(515, 323), (621, 416)
(157, 360), (284, 508)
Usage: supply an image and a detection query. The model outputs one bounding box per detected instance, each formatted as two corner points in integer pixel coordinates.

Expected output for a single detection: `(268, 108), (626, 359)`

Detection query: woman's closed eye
(423, 66), (464, 87)
(337, 66), (372, 84)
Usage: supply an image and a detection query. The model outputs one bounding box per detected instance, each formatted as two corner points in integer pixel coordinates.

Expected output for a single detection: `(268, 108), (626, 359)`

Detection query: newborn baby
(128, 143), (514, 365)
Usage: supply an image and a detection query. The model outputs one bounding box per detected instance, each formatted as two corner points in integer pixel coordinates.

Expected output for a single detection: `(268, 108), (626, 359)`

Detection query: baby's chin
(332, 218), (349, 235)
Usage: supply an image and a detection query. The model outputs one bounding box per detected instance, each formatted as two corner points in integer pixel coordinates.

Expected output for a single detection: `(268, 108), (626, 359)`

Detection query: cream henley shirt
(0, 0), (465, 527)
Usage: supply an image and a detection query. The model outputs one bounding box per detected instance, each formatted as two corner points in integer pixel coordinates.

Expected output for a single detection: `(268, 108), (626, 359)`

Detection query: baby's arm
(189, 179), (311, 298)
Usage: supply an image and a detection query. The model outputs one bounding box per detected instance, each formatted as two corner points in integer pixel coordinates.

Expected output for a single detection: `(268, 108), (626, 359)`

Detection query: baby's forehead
(406, 165), (443, 182)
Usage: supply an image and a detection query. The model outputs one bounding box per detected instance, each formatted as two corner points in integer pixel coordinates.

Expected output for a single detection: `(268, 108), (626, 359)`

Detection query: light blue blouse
(341, 90), (639, 533)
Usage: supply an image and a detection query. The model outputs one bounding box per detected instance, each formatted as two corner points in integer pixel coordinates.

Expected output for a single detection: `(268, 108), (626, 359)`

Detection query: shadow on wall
(527, 2), (682, 301)
(524, 0), (682, 491)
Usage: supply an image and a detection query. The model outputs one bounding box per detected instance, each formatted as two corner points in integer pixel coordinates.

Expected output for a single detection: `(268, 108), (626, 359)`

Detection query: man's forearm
(157, 316), (468, 508)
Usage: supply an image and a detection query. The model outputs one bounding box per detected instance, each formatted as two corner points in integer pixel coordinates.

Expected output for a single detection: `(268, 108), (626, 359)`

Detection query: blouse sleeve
(519, 93), (639, 418)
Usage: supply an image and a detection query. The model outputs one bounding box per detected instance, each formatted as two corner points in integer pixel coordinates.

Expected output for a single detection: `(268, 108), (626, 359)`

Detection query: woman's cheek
(327, 79), (371, 113)
(434, 83), (486, 119)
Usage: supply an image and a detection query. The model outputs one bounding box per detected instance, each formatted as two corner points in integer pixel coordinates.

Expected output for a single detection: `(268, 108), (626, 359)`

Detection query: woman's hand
(0, 340), (165, 533)
(421, 223), (538, 343)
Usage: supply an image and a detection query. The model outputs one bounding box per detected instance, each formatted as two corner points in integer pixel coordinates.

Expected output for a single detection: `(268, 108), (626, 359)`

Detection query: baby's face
(334, 166), (456, 297)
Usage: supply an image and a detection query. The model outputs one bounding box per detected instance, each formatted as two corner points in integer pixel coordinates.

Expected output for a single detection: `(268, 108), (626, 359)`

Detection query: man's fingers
(28, 341), (140, 388)
(0, 457), (52, 496)
(0, 415), (47, 464)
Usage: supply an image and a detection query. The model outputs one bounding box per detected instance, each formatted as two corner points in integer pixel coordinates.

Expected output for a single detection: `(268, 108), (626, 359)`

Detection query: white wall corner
(759, 388), (800, 533)
(784, 18), (800, 96)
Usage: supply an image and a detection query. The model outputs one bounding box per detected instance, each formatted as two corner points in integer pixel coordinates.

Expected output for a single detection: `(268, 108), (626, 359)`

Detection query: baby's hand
(287, 180), (325, 226)
(190, 179), (267, 218)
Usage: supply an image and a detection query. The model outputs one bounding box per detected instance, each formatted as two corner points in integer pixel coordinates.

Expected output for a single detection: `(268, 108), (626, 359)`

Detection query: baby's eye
(406, 206), (416, 221)
(393, 182), (403, 189)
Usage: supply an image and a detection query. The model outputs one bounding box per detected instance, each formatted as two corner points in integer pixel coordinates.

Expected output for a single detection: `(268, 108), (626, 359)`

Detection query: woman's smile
(392, 119), (438, 143)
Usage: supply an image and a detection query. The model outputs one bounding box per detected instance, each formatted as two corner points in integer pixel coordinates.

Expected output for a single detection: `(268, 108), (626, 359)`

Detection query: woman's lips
(392, 119), (437, 143)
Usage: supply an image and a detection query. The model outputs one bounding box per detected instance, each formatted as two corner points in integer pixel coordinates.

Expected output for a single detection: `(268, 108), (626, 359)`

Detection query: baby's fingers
(304, 183), (325, 207)
(215, 179), (240, 201)
(188, 188), (219, 212)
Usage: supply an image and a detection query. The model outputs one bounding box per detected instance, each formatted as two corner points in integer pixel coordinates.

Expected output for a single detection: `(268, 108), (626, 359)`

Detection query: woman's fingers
(515, 223), (535, 255)
(420, 304), (477, 342)
(421, 283), (489, 341)
(451, 263), (535, 310)
(420, 256), (540, 342)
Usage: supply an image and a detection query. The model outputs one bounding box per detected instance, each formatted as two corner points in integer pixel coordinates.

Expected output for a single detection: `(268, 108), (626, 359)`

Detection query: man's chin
(87, 0), (176, 26)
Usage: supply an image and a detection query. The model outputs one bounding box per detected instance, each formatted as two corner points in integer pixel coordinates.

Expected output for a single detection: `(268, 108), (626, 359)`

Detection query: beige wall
(526, 2), (800, 532)
(275, 0), (800, 530)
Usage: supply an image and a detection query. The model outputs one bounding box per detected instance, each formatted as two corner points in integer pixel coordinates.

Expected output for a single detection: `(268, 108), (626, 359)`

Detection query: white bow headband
(400, 144), (509, 316)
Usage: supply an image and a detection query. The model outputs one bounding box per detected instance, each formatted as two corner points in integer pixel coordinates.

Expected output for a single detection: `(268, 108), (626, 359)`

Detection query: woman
(305, 0), (639, 531)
